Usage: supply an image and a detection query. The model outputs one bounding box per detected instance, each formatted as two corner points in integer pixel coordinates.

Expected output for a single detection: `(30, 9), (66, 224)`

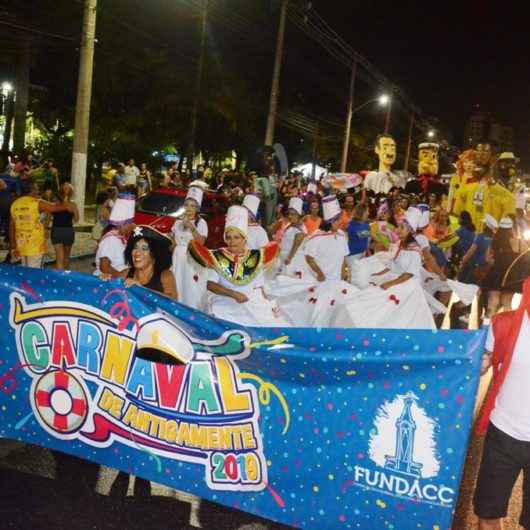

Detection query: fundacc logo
(354, 392), (455, 507)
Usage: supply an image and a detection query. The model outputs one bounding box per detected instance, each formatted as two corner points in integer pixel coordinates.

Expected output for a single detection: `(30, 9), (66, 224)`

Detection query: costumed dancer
(267, 195), (356, 327)
(242, 194), (270, 250)
(278, 197), (308, 278)
(416, 205), (478, 327)
(170, 185), (208, 309)
(188, 205), (288, 327)
(337, 207), (440, 329)
(94, 193), (135, 278)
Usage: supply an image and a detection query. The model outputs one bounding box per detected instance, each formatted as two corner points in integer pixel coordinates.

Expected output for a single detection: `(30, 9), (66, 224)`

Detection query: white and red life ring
(34, 370), (88, 434)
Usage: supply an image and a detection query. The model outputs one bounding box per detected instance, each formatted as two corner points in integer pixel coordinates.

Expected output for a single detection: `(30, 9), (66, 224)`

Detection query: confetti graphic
(0, 267), (486, 529)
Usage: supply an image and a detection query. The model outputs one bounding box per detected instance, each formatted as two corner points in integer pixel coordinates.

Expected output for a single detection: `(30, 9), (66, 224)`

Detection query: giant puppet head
(476, 142), (495, 167)
(417, 143), (439, 176)
(496, 152), (519, 188)
(374, 134), (397, 172)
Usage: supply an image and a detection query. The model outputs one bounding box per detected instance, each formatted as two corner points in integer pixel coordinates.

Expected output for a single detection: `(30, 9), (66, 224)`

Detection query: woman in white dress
(267, 195), (357, 327)
(188, 205), (289, 327)
(278, 197), (308, 278)
(170, 186), (209, 309)
(332, 207), (438, 329)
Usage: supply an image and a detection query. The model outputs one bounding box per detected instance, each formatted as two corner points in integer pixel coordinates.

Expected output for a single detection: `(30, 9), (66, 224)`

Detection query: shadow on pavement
(0, 467), (192, 530)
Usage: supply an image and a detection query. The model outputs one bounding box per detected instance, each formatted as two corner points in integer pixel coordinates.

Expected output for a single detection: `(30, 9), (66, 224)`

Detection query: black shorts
(51, 227), (75, 246)
(474, 423), (530, 528)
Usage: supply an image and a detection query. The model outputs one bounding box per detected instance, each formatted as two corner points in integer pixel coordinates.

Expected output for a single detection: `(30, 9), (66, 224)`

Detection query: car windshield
(137, 193), (185, 215)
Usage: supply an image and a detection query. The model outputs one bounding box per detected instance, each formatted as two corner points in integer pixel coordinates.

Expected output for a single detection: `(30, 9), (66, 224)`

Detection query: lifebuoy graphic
(34, 370), (88, 434)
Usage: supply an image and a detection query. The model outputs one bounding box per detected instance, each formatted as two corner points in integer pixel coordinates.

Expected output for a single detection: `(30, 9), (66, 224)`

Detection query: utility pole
(188, 0), (208, 171)
(340, 60), (357, 173)
(384, 93), (393, 134)
(13, 40), (30, 154)
(311, 122), (319, 181)
(404, 113), (415, 172)
(71, 0), (98, 224)
(1, 89), (15, 158)
(264, 0), (288, 146)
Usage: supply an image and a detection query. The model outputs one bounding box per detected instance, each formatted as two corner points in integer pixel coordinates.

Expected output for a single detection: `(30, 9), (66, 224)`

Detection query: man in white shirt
(474, 278), (530, 530)
(124, 159), (140, 187)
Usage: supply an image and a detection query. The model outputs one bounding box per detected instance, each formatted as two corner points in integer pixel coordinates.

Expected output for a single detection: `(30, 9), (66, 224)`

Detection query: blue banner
(0, 266), (485, 529)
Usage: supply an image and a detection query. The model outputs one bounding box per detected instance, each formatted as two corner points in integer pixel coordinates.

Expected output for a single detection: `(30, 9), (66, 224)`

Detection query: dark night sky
(4, 1), (530, 167)
(316, 1), (530, 166)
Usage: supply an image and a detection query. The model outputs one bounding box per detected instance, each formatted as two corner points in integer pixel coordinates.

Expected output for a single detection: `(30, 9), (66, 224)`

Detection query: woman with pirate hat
(170, 185), (209, 309)
(188, 205), (289, 327)
(122, 225), (177, 299)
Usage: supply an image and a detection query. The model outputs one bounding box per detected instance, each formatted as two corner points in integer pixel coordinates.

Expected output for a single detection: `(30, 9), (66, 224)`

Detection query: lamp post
(383, 93), (393, 134)
(340, 94), (390, 172)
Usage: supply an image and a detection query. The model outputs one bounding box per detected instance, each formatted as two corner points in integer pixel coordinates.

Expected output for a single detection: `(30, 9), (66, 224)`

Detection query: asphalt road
(0, 256), (524, 529)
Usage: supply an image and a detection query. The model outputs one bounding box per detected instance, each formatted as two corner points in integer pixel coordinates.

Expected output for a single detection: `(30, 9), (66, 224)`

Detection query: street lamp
(352, 94), (390, 114)
(1, 82), (12, 94)
(427, 130), (435, 139)
(378, 94), (390, 106)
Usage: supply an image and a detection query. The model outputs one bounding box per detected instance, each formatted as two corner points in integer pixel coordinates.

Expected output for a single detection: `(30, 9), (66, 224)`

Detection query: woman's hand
(124, 278), (140, 288)
(284, 258), (292, 266)
(233, 292), (249, 304)
(316, 271), (326, 282)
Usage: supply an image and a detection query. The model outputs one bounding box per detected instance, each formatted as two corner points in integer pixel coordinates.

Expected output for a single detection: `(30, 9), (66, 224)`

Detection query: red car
(134, 187), (229, 248)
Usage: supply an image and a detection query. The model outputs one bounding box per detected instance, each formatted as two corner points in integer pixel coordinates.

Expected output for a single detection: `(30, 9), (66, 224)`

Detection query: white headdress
(404, 206), (422, 233)
(185, 186), (204, 208)
(224, 205), (248, 240)
(242, 194), (261, 219)
(288, 197), (304, 216)
(322, 195), (341, 223)
(109, 193), (135, 226)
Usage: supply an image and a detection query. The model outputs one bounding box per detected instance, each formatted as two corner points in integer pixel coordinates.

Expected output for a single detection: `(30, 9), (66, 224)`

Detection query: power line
(287, 2), (438, 132)
(0, 19), (76, 41)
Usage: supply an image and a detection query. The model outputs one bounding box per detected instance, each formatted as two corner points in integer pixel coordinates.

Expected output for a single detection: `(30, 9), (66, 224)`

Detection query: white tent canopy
(291, 163), (328, 180)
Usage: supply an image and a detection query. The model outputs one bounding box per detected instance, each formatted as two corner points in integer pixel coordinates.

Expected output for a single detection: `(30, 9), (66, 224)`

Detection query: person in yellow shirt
(453, 163), (515, 231)
(10, 179), (73, 268)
